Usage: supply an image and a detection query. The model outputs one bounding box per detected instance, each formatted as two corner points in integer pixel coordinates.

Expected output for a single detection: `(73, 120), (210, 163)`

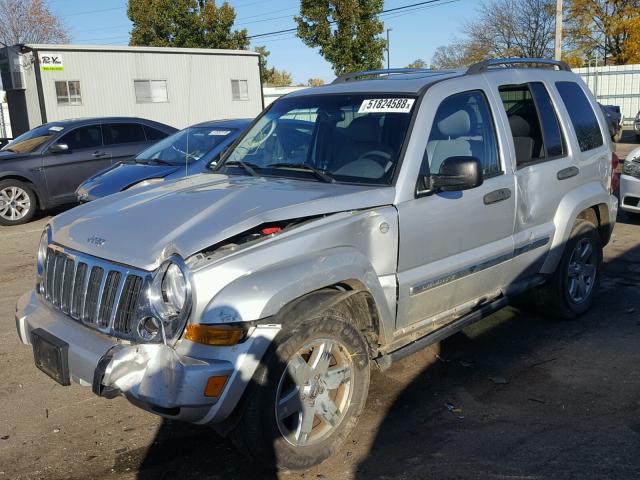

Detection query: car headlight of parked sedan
(126, 177), (165, 191)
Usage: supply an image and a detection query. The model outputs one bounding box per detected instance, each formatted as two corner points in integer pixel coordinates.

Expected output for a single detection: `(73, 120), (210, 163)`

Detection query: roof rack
(332, 68), (435, 84)
(467, 58), (572, 74)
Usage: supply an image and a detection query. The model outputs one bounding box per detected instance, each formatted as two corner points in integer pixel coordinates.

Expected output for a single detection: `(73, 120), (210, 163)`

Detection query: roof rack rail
(466, 58), (572, 75)
(332, 68), (434, 84)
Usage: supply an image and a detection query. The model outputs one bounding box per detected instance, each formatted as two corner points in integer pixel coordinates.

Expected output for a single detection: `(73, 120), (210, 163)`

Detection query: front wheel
(231, 309), (370, 470)
(537, 220), (602, 319)
(0, 180), (37, 226)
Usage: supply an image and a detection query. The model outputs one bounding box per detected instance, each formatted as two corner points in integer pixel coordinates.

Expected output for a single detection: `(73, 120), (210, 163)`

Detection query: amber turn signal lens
(204, 375), (229, 397)
(185, 324), (244, 346)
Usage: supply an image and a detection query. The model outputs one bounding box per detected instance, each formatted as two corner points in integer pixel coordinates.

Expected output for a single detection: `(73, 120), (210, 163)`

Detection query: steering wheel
(356, 150), (393, 171)
(246, 120), (277, 150)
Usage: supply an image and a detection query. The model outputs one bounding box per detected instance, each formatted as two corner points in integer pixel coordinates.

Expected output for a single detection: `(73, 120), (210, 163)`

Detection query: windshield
(216, 94), (415, 184)
(2, 124), (64, 153)
(135, 126), (236, 165)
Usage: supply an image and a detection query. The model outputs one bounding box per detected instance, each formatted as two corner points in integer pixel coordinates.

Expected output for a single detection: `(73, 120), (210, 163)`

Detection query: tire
(230, 307), (370, 470)
(0, 179), (37, 226)
(536, 220), (602, 319)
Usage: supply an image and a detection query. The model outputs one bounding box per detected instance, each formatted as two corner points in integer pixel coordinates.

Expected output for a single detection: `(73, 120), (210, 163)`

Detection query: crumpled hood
(78, 162), (181, 201)
(51, 173), (396, 270)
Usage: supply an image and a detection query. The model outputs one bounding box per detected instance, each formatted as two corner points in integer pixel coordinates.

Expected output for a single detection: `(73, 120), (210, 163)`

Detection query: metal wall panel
(575, 64), (640, 123)
(35, 48), (262, 129)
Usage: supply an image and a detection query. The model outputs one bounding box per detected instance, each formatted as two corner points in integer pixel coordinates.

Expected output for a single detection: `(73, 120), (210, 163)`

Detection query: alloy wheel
(275, 338), (354, 447)
(0, 186), (31, 222)
(567, 237), (597, 304)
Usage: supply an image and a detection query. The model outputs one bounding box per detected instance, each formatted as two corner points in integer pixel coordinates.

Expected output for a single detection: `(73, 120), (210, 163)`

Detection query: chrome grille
(41, 246), (148, 339)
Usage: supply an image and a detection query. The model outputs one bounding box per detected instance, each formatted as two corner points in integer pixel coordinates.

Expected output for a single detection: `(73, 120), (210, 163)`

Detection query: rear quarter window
(555, 81), (604, 152)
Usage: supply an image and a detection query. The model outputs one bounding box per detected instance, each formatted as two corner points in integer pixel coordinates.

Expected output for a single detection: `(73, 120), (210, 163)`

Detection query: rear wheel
(536, 220), (602, 319)
(0, 180), (37, 226)
(230, 308), (370, 470)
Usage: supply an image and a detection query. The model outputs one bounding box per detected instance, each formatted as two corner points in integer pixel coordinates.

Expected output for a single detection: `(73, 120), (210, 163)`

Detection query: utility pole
(386, 28), (392, 70)
(554, 0), (563, 60)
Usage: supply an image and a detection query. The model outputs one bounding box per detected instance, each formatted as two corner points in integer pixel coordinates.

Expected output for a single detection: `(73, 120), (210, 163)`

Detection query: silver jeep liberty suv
(16, 58), (618, 470)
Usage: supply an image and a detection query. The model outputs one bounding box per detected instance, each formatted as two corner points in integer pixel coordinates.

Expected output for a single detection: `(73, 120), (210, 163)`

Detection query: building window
(231, 79), (249, 101)
(55, 81), (81, 105)
(134, 80), (168, 103)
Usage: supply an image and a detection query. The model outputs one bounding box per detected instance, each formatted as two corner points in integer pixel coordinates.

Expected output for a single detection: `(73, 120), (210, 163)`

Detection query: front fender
(540, 181), (615, 274)
(201, 246), (394, 341)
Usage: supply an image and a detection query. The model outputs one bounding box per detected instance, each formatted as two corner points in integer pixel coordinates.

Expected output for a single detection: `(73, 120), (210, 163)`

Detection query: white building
(0, 44), (263, 136)
(575, 64), (640, 123)
(262, 86), (309, 107)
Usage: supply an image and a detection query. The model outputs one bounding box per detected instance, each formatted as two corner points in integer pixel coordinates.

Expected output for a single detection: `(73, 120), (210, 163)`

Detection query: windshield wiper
(148, 159), (174, 166)
(221, 159), (260, 177)
(267, 162), (334, 183)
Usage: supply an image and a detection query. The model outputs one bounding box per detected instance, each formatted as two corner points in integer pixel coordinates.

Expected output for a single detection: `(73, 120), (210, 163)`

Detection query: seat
(331, 115), (393, 179)
(507, 115), (535, 165)
(426, 109), (473, 173)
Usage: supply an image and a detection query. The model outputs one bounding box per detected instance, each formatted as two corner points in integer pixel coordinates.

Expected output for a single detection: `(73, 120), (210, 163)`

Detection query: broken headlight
(146, 255), (192, 342)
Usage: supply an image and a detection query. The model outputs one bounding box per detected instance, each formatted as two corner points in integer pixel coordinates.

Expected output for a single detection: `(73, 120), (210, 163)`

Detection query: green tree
(295, 0), (386, 76)
(307, 78), (325, 86)
(255, 45), (293, 86)
(127, 0), (249, 49)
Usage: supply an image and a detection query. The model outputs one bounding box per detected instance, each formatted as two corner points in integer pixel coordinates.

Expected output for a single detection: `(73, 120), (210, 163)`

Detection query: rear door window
(102, 123), (146, 145)
(555, 81), (604, 152)
(529, 83), (566, 158)
(59, 125), (102, 150)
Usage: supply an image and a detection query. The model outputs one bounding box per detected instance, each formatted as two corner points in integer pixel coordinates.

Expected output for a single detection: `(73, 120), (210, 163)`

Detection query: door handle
(557, 166), (579, 180)
(92, 151), (107, 158)
(483, 188), (512, 205)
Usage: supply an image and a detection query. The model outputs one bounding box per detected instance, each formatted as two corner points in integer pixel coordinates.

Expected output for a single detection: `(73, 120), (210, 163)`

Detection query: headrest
(436, 110), (471, 137)
(347, 115), (382, 142)
(508, 115), (531, 137)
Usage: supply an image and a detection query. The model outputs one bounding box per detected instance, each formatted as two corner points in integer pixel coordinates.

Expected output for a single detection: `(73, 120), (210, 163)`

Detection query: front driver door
(395, 87), (516, 332)
(43, 124), (110, 204)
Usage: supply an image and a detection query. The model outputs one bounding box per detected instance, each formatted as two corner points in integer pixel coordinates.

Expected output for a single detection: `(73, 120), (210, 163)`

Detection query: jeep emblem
(87, 236), (106, 246)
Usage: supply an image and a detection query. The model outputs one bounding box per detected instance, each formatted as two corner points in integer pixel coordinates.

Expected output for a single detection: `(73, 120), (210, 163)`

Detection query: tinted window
(424, 90), (500, 176)
(500, 84), (548, 166)
(103, 123), (146, 145)
(144, 125), (168, 141)
(59, 125), (102, 150)
(556, 81), (604, 152)
(530, 82), (565, 158)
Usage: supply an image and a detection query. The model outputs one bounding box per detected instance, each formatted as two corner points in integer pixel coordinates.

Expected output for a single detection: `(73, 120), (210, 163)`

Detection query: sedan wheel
(0, 181), (37, 226)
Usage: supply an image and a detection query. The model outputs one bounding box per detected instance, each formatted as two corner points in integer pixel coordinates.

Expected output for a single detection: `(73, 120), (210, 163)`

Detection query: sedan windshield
(135, 126), (236, 165)
(216, 94), (416, 184)
(2, 124), (64, 154)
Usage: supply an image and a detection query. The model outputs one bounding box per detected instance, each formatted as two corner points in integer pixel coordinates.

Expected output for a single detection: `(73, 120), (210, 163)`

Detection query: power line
(249, 0), (456, 39)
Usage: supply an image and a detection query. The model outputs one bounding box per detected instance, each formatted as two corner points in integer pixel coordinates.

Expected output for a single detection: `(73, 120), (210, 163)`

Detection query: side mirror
(421, 156), (483, 194)
(49, 143), (69, 154)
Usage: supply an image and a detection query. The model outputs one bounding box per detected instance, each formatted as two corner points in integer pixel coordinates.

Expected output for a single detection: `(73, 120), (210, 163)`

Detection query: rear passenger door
(396, 87), (516, 331)
(495, 81), (603, 282)
(101, 123), (150, 164)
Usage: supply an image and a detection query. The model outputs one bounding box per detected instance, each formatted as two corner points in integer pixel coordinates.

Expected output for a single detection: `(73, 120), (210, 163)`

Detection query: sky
(48, 0), (477, 84)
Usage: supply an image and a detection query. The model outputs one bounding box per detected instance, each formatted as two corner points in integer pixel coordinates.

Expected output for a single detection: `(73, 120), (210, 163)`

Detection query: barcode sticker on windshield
(208, 130), (231, 136)
(358, 98), (415, 114)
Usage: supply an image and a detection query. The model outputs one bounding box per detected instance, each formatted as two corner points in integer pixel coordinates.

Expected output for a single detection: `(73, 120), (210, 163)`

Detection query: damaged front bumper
(15, 290), (280, 424)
